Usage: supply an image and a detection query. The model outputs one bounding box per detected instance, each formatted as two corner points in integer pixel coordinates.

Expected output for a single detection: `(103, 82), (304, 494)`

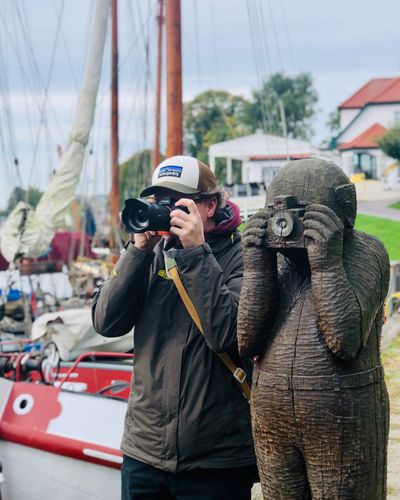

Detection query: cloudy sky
(0, 0), (399, 207)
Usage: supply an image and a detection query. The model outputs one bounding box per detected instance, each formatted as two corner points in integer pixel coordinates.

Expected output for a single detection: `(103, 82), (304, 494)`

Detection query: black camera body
(265, 195), (306, 248)
(122, 197), (189, 233)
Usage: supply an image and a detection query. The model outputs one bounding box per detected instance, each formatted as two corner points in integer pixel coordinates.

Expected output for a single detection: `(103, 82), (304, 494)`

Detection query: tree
(119, 149), (154, 205)
(243, 72), (318, 141)
(5, 186), (43, 214)
(327, 109), (341, 134)
(183, 90), (250, 165)
(377, 127), (400, 161)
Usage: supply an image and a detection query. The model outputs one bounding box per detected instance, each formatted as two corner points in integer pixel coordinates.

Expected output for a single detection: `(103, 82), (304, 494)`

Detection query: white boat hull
(0, 441), (121, 500)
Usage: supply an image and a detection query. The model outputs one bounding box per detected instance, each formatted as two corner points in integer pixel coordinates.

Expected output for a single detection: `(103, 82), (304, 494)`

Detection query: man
(92, 156), (256, 499)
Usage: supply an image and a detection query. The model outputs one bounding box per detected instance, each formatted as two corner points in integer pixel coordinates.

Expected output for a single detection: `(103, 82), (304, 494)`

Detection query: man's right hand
(131, 231), (161, 253)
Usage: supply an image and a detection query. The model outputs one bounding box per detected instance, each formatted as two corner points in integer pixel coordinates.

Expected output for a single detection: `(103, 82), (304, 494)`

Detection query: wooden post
(166, 0), (183, 157)
(153, 0), (164, 169)
(110, 0), (119, 248)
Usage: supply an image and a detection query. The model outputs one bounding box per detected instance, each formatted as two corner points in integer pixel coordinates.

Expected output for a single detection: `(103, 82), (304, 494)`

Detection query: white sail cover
(0, 0), (111, 263)
(31, 308), (133, 361)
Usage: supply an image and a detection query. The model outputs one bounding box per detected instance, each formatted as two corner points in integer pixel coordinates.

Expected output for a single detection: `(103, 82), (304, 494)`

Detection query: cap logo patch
(158, 165), (183, 179)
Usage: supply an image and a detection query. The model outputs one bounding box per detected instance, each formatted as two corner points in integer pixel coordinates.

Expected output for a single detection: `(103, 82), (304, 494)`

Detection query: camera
(265, 195), (306, 248)
(121, 197), (189, 233)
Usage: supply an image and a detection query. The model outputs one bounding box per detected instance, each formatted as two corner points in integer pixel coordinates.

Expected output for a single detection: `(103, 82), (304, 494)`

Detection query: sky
(0, 0), (399, 208)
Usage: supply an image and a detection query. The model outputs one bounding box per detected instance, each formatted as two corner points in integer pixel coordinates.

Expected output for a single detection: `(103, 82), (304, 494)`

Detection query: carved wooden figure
(238, 158), (390, 499)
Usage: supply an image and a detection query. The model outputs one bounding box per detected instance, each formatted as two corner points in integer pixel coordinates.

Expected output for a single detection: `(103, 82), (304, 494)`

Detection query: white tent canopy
(208, 132), (318, 184)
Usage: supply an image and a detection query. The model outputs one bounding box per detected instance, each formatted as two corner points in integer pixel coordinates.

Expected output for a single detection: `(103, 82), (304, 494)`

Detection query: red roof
(339, 78), (400, 109)
(338, 123), (386, 151)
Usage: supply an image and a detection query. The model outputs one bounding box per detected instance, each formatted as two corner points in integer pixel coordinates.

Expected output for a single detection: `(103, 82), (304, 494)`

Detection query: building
(208, 132), (320, 195)
(335, 77), (400, 190)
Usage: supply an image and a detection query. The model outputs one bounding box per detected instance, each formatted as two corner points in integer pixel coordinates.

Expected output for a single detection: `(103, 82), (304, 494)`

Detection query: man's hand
(131, 231), (161, 253)
(169, 198), (205, 249)
(241, 209), (271, 251)
(303, 204), (344, 271)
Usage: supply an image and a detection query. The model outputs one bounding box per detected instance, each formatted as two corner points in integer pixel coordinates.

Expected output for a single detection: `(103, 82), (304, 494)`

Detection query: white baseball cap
(140, 155), (217, 197)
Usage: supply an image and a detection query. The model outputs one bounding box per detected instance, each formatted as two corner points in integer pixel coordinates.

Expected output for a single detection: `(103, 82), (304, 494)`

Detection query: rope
(26, 0), (66, 195)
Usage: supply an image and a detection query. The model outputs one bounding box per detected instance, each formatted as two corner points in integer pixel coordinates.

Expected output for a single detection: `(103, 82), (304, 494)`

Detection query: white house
(208, 132), (321, 194)
(335, 77), (400, 190)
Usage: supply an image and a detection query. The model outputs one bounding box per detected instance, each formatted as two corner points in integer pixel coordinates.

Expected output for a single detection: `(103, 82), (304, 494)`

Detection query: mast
(153, 0), (164, 168)
(110, 0), (119, 247)
(0, 0), (110, 263)
(166, 0), (183, 157)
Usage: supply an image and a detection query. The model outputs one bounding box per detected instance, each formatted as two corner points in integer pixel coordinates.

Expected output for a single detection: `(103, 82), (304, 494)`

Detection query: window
(394, 111), (400, 124)
(353, 152), (377, 179)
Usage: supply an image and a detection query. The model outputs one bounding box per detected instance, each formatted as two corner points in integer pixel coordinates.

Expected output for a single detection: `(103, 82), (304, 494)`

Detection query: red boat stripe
(0, 422), (122, 470)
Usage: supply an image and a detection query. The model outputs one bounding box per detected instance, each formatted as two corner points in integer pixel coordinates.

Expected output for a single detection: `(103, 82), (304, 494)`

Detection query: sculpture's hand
(241, 209), (271, 251)
(303, 204), (344, 271)
(239, 210), (279, 358)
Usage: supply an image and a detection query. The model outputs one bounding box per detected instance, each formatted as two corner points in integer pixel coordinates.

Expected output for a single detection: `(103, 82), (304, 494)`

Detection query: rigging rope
(14, 0), (64, 141)
(266, 0), (284, 72)
(26, 0), (66, 196)
(246, 0), (269, 133)
(0, 22), (22, 189)
(51, 0), (79, 90)
(193, 0), (202, 91)
(279, 0), (296, 72)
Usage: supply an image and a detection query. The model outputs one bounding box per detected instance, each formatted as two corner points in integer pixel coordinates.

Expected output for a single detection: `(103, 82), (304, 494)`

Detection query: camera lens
(129, 206), (149, 229)
(122, 198), (174, 233)
(271, 211), (294, 237)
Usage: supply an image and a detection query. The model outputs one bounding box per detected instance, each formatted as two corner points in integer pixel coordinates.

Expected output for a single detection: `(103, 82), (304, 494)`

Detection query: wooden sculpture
(238, 158), (390, 499)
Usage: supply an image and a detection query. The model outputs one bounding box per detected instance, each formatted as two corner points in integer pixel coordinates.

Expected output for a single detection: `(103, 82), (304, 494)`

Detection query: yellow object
(385, 291), (400, 319)
(350, 173), (366, 183)
(157, 269), (171, 280)
(382, 162), (400, 177)
(168, 262), (251, 402)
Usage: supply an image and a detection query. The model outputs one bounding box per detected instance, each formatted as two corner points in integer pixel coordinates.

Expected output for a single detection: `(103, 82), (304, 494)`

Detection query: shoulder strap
(167, 261), (251, 402)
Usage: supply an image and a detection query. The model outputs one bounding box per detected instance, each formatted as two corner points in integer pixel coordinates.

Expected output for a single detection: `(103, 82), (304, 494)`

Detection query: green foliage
(355, 214), (400, 260)
(326, 109), (341, 133)
(377, 127), (400, 161)
(5, 186), (43, 214)
(389, 201), (400, 210)
(183, 89), (250, 167)
(119, 149), (154, 205)
(242, 72), (318, 141)
(182, 78), (318, 184)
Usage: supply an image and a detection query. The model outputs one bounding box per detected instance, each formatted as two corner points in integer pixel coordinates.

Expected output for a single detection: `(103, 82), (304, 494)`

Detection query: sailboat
(0, 0), (184, 498)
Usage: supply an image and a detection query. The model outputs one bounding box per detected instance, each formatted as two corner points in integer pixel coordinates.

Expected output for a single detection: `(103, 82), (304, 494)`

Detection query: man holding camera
(92, 156), (256, 499)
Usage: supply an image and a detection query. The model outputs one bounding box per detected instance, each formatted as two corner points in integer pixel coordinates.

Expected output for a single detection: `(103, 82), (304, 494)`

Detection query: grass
(355, 214), (400, 261)
(389, 201), (400, 210)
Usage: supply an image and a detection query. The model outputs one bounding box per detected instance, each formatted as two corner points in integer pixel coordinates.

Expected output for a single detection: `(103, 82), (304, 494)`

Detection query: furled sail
(0, 0), (111, 263)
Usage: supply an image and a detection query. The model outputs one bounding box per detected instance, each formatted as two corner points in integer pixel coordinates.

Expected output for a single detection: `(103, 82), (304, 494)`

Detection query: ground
(383, 325), (400, 499)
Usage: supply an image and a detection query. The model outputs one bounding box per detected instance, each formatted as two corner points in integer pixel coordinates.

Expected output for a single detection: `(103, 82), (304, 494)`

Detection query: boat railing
(58, 351), (133, 389)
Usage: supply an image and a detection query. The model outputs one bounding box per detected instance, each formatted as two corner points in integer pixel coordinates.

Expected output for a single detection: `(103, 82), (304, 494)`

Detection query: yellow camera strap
(166, 259), (251, 402)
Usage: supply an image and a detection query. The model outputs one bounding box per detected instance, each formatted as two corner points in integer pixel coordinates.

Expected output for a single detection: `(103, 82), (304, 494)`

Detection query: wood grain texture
(238, 159), (390, 499)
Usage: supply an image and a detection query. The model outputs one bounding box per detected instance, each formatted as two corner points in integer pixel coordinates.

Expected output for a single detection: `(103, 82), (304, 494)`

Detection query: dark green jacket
(92, 233), (255, 472)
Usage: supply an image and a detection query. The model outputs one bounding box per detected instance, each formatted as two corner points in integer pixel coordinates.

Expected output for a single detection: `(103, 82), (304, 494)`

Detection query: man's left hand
(303, 204), (344, 271)
(169, 198), (205, 249)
